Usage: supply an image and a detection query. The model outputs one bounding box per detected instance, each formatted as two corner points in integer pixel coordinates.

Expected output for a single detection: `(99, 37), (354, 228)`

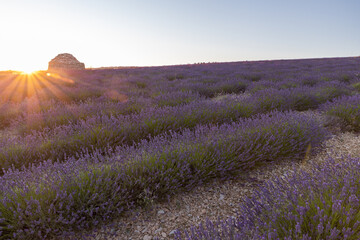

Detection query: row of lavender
(0, 111), (329, 239)
(1, 77), (357, 135)
(0, 81), (356, 172)
(175, 154), (360, 240)
(175, 148), (360, 240)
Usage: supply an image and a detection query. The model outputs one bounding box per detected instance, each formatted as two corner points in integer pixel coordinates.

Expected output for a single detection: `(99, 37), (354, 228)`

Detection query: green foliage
(0, 145), (30, 170)
(166, 74), (185, 81)
(327, 105), (360, 132)
(245, 74), (262, 82)
(135, 81), (147, 88)
(352, 82), (360, 92)
(341, 74), (351, 83)
(322, 95), (360, 132)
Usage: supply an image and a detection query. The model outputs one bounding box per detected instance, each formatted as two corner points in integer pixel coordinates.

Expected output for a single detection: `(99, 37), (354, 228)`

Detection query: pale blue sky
(0, 0), (359, 71)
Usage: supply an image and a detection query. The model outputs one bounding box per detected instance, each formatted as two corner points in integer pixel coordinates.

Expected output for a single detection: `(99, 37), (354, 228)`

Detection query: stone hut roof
(48, 53), (85, 72)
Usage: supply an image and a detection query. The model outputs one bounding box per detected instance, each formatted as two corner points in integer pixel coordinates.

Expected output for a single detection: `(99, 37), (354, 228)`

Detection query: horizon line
(1, 55), (359, 72)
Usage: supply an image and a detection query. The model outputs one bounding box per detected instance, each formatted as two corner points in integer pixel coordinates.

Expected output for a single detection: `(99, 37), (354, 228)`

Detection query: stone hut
(48, 53), (85, 72)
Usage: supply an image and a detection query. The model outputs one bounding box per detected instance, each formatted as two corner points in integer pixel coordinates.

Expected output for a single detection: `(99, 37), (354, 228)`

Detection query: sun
(20, 67), (40, 75)
(19, 65), (41, 75)
(20, 70), (37, 75)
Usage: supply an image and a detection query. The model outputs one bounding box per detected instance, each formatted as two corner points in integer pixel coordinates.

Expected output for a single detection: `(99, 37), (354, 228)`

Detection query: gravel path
(75, 113), (360, 240)
(85, 159), (299, 240)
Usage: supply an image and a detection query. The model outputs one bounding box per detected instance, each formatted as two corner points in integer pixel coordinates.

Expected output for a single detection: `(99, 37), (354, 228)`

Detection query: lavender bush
(246, 79), (300, 93)
(177, 156), (360, 240)
(180, 79), (249, 98)
(352, 82), (360, 92)
(153, 91), (203, 107)
(321, 95), (360, 132)
(0, 99), (58, 130)
(250, 81), (353, 113)
(11, 97), (151, 135)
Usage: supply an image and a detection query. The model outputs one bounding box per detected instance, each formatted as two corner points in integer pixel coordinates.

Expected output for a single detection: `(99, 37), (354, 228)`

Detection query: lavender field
(1, 57), (360, 239)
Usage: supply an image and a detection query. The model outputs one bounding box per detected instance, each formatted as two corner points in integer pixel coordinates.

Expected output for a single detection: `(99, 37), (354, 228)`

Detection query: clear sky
(0, 0), (359, 71)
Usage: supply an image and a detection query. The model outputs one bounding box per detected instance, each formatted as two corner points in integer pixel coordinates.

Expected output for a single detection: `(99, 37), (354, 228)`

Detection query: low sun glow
(0, 69), (77, 105)
(20, 70), (37, 75)
(18, 64), (42, 75)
